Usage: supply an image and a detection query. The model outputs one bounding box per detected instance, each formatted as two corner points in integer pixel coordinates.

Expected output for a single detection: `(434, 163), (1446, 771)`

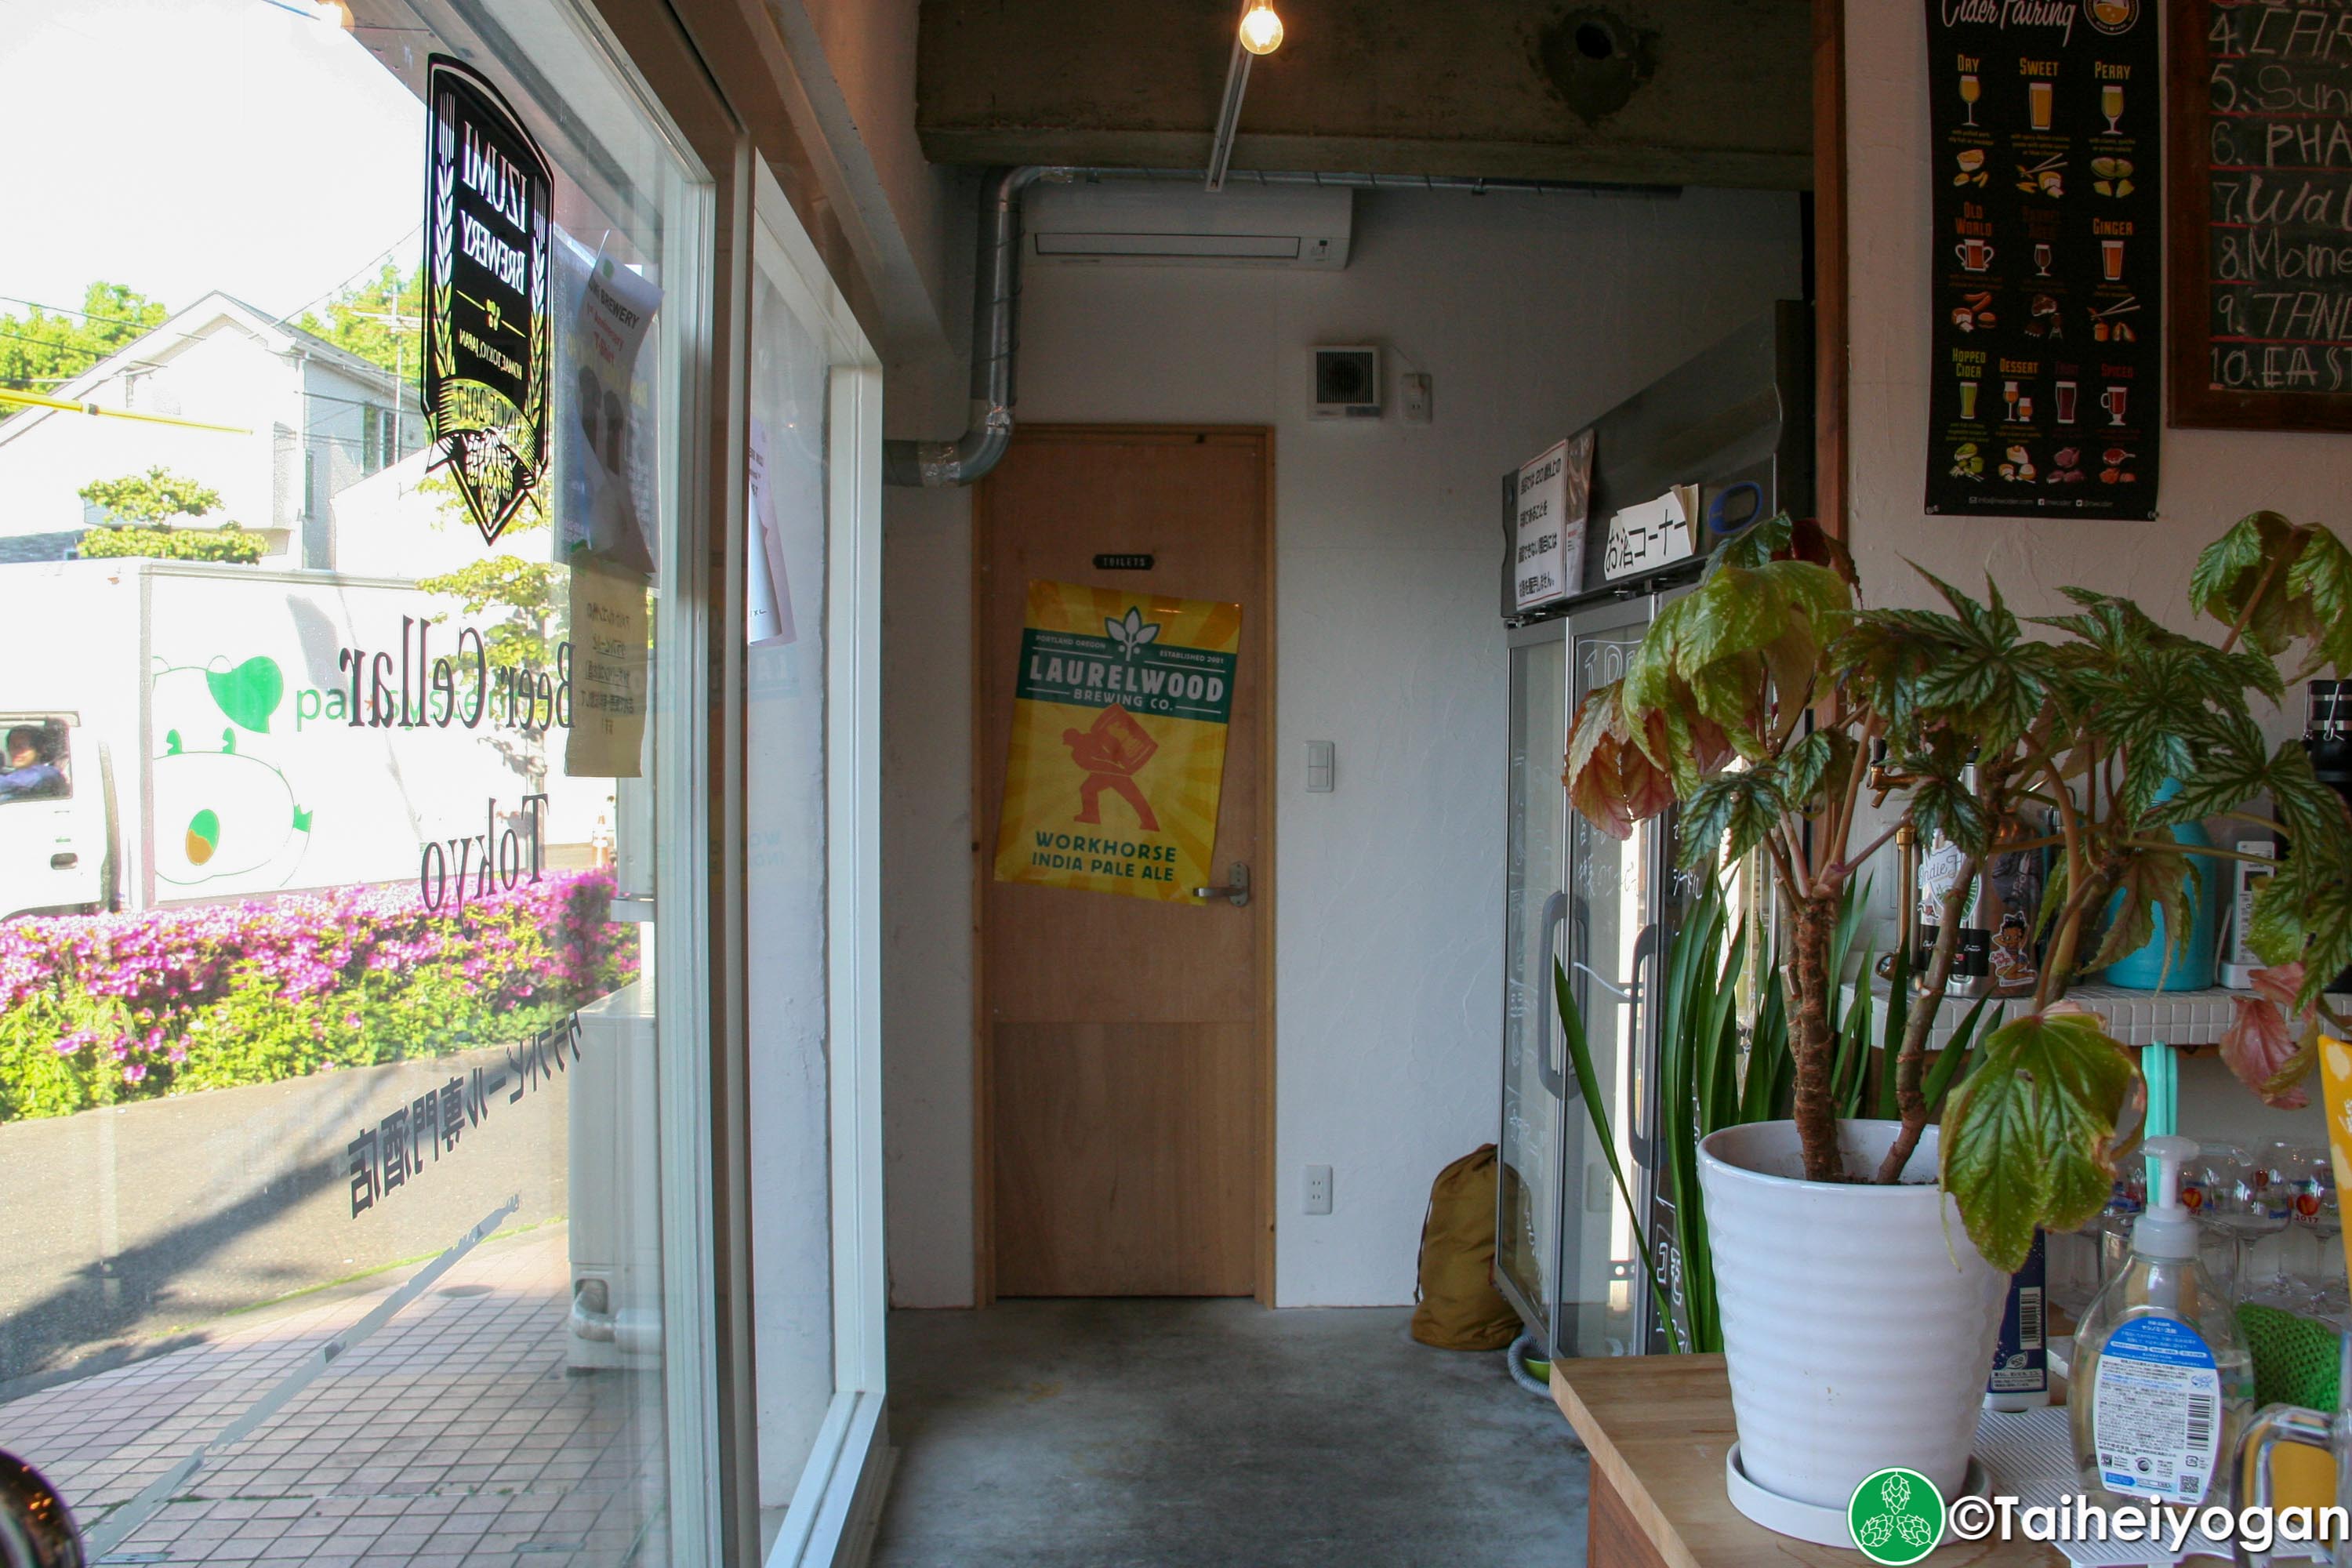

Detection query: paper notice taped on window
(565, 559), (649, 779)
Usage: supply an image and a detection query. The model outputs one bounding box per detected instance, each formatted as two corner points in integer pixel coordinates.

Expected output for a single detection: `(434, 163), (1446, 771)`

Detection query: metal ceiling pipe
(881, 164), (1679, 488)
(884, 165), (1054, 488)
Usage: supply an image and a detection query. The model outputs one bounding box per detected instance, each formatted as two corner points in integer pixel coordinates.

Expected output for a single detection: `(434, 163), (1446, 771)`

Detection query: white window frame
(750, 158), (888, 1568)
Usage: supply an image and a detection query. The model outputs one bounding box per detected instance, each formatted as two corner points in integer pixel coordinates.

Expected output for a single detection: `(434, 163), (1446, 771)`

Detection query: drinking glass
(2201, 1144), (2291, 1298)
(2028, 79), (2054, 132)
(1961, 72), (1981, 128)
(2102, 82), (2124, 135)
(2291, 1146), (2347, 1313)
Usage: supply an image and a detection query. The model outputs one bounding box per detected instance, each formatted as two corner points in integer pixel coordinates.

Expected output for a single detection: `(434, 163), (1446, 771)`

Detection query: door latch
(1192, 862), (1250, 907)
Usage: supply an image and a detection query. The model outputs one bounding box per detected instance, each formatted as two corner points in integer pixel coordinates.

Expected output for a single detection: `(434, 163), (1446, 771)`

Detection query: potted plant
(1563, 510), (2352, 1522)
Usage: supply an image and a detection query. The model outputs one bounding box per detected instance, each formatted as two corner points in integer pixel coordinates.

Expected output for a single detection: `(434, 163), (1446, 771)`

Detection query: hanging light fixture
(1239, 0), (1284, 56)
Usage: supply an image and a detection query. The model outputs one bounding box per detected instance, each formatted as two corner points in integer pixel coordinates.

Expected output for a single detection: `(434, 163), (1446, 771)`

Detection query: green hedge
(0, 871), (634, 1123)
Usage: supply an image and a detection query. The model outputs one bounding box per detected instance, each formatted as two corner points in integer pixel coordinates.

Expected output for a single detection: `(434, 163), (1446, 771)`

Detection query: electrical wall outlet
(1303, 1164), (1334, 1214)
(1400, 372), (1432, 423)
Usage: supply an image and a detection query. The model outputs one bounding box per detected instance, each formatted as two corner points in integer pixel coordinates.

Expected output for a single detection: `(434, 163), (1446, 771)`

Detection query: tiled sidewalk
(0, 1225), (669, 1567)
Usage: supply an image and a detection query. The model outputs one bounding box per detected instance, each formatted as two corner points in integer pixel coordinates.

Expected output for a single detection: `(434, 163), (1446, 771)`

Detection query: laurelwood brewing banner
(1924, 0), (2161, 520)
(423, 56), (554, 546)
(993, 581), (1242, 902)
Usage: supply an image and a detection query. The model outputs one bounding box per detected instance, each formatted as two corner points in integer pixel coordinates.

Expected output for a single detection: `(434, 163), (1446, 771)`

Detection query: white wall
(1843, 0), (2343, 1149)
(883, 187), (1803, 1307)
(1846, 0), (2352, 636)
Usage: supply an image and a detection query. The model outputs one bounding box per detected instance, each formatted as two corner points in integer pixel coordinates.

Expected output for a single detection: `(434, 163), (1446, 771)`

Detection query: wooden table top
(1550, 1354), (2066, 1568)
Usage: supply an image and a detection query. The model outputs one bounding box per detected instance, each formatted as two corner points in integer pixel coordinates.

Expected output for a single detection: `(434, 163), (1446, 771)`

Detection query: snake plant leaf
(2088, 844), (2194, 975)
(1942, 1011), (2137, 1274)
(1920, 995), (1992, 1113)
(1555, 956), (1682, 1350)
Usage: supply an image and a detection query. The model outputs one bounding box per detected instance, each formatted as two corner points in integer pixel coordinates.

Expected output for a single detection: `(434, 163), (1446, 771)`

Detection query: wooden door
(975, 426), (1272, 1299)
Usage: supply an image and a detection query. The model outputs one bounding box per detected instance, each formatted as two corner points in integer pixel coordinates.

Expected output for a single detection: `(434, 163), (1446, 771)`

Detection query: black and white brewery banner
(422, 56), (554, 546)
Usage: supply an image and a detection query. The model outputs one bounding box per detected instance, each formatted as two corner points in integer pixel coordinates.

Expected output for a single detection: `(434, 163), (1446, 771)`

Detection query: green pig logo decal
(152, 656), (315, 888)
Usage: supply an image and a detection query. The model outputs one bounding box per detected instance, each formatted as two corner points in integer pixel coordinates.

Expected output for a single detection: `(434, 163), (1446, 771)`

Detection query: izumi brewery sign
(994, 582), (1241, 902)
(423, 56), (554, 546)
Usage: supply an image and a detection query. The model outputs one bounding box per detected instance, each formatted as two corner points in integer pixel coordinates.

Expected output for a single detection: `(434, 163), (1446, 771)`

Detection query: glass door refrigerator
(1494, 301), (1813, 1363)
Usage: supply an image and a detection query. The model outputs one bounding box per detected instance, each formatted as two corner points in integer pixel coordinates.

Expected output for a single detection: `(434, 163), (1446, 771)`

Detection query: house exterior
(0, 290), (420, 568)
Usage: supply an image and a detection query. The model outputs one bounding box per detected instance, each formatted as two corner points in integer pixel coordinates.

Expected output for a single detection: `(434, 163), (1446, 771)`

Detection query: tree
(0, 283), (170, 420)
(414, 476), (561, 791)
(78, 527), (263, 565)
(292, 263), (423, 380)
(78, 467), (223, 525)
(74, 466), (261, 565)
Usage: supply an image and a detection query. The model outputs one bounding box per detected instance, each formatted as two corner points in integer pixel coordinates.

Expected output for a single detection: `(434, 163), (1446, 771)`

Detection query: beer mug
(1957, 236), (1996, 272)
(2235, 1354), (2347, 1568)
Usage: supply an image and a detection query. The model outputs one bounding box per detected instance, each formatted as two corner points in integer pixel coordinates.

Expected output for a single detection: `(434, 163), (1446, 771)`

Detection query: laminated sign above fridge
(1497, 301), (1815, 625)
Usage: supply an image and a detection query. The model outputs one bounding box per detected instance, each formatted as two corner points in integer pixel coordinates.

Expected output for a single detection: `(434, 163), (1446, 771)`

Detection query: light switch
(1305, 740), (1335, 793)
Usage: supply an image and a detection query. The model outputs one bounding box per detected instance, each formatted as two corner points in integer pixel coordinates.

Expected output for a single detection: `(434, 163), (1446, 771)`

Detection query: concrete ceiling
(916, 0), (1813, 191)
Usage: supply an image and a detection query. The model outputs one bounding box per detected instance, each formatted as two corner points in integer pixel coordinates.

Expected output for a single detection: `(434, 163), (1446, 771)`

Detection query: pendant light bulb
(1239, 1), (1284, 55)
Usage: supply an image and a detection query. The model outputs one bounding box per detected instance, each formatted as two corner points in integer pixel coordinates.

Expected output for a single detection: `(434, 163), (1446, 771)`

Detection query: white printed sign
(746, 419), (798, 648)
(1602, 489), (1695, 583)
(1512, 434), (1592, 612)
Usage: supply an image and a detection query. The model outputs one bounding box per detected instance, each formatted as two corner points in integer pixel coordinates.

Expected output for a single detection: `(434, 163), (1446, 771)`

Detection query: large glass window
(0, 0), (731, 1561)
(743, 165), (886, 1564)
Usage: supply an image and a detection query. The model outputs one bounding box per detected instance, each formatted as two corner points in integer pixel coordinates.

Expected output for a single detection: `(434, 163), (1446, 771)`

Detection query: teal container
(2097, 778), (2221, 991)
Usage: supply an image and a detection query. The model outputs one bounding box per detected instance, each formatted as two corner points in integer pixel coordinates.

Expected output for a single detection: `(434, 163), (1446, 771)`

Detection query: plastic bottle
(2069, 1135), (2255, 1508)
(1987, 1227), (2049, 1410)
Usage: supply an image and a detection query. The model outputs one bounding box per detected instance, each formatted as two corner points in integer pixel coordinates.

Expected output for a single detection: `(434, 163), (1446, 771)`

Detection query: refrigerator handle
(1536, 889), (1571, 1101)
(1628, 922), (1661, 1048)
(1625, 920), (1662, 1166)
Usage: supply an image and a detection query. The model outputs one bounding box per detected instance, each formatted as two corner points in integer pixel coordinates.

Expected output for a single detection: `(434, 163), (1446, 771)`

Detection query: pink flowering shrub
(0, 871), (636, 1122)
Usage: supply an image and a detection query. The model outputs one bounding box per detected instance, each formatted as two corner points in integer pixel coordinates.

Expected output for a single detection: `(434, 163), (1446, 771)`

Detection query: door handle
(0, 1450), (85, 1567)
(1192, 862), (1250, 906)
(49, 853), (75, 870)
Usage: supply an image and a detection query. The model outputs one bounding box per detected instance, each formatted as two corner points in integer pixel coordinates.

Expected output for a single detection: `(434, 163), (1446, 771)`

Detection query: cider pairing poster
(994, 581), (1241, 902)
(1924, 0), (2161, 520)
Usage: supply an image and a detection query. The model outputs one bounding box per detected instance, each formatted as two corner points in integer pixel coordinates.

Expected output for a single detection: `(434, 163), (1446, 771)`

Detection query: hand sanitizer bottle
(2069, 1135), (2255, 1509)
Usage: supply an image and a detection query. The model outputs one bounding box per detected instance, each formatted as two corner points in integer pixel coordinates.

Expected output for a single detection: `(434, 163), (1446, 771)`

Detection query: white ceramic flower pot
(1697, 1119), (2008, 1519)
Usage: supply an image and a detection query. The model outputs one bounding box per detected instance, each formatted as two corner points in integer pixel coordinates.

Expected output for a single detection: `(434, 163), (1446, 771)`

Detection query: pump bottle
(2068, 1135), (2255, 1509)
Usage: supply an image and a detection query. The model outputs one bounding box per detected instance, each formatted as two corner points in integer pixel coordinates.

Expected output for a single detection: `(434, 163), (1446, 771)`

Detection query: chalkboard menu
(1924, 0), (2162, 521)
(2169, 0), (2352, 431)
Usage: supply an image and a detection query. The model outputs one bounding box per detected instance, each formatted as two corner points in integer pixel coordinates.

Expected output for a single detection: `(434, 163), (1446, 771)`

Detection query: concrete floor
(871, 1300), (1587, 1568)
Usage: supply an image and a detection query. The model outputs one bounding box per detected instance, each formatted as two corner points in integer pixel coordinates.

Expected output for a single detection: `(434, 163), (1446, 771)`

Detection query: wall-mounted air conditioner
(1023, 183), (1352, 270)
